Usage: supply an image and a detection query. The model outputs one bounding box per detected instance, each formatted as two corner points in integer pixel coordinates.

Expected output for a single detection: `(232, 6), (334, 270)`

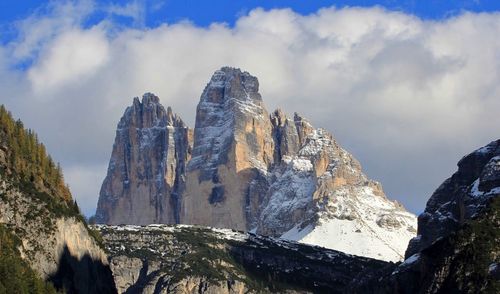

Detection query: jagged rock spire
(96, 93), (191, 225)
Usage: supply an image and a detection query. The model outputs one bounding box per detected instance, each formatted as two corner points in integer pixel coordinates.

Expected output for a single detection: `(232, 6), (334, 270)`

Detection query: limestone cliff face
(182, 67), (275, 231)
(96, 93), (191, 225)
(96, 67), (416, 261)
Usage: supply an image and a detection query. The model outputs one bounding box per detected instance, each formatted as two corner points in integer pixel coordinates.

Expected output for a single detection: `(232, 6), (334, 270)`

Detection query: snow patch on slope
(282, 186), (417, 262)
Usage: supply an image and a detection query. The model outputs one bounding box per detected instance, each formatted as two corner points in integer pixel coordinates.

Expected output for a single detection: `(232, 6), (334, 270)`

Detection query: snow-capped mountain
(95, 67), (417, 262)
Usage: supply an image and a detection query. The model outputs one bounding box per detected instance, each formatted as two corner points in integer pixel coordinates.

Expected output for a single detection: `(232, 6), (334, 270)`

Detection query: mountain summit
(95, 67), (417, 261)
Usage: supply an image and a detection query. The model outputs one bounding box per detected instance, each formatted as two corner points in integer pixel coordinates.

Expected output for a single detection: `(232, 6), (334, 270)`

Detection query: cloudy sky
(1, 0), (499, 217)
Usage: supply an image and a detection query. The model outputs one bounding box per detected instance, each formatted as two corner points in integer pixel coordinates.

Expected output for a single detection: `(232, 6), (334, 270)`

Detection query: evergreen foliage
(0, 105), (71, 202)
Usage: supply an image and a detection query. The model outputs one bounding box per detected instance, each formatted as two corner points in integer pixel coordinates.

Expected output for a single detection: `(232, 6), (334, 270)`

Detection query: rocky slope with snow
(259, 115), (416, 262)
(95, 224), (389, 294)
(95, 67), (416, 262)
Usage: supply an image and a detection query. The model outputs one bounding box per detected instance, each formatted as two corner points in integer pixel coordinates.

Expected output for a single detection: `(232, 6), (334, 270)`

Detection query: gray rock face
(96, 67), (416, 261)
(270, 109), (301, 161)
(96, 93), (191, 225)
(406, 139), (500, 258)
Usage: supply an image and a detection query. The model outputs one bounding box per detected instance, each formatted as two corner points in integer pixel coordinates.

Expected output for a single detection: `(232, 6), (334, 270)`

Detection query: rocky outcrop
(352, 140), (500, 293)
(406, 139), (500, 258)
(95, 224), (389, 294)
(96, 67), (416, 261)
(96, 93), (191, 225)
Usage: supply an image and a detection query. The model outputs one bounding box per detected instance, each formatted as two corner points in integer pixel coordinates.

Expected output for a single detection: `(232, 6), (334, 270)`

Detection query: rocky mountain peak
(141, 92), (160, 104)
(166, 106), (185, 127)
(188, 67), (273, 178)
(270, 108), (287, 126)
(202, 67), (261, 103)
(294, 112), (315, 146)
(122, 93), (166, 130)
(183, 67), (275, 231)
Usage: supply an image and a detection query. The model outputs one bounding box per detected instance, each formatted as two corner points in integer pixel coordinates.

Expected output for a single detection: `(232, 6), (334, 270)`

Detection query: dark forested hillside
(0, 105), (71, 203)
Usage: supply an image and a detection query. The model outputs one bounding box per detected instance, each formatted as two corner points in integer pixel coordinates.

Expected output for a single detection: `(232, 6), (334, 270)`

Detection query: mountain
(352, 139), (500, 293)
(0, 105), (116, 293)
(95, 224), (389, 294)
(95, 67), (417, 262)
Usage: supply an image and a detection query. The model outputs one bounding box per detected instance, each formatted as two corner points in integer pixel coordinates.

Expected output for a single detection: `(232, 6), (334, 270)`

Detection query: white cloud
(1, 1), (500, 216)
(150, 0), (165, 12)
(28, 26), (110, 92)
(10, 0), (95, 60)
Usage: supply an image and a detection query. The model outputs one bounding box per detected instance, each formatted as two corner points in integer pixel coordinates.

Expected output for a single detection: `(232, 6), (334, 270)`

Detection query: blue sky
(1, 0), (500, 216)
(1, 0), (500, 32)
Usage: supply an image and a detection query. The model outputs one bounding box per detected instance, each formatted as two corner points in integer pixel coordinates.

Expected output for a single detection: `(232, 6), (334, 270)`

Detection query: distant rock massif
(96, 67), (416, 262)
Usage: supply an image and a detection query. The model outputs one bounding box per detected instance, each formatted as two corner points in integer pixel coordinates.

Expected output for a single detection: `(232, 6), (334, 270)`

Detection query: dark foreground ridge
(96, 224), (390, 294)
